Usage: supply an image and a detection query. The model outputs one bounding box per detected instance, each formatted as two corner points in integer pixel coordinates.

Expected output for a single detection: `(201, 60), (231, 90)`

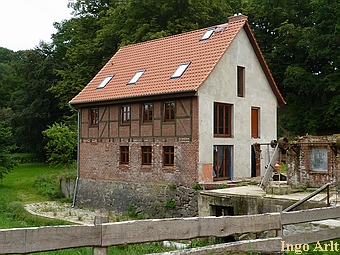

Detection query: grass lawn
(0, 163), (69, 228)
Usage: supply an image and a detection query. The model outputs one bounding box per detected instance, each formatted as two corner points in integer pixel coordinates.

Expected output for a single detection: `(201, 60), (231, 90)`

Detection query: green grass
(0, 163), (70, 228)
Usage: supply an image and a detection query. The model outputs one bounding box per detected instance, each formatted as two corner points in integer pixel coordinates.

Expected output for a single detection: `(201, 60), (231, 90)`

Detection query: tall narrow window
(237, 66), (245, 97)
(213, 145), (233, 180)
(142, 146), (152, 165)
(120, 146), (129, 165)
(163, 146), (174, 166)
(90, 108), (99, 126)
(251, 107), (260, 138)
(214, 103), (232, 137)
(143, 103), (153, 122)
(121, 105), (130, 124)
(164, 101), (175, 122)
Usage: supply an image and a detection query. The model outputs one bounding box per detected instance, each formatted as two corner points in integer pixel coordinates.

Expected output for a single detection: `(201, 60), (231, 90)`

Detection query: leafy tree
(10, 44), (66, 154)
(244, 0), (339, 135)
(42, 122), (77, 169)
(0, 120), (16, 179)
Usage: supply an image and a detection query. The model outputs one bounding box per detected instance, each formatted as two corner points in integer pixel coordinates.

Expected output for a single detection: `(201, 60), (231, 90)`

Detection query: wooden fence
(1, 206), (340, 255)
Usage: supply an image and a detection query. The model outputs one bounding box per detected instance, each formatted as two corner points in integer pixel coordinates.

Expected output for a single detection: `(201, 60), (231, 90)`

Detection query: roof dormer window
(128, 70), (145, 85)
(171, 62), (191, 79)
(97, 75), (114, 89)
(200, 28), (215, 41)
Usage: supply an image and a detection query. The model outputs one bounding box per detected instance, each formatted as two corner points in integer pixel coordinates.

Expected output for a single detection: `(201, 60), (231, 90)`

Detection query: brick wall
(287, 136), (339, 187)
(78, 97), (199, 187)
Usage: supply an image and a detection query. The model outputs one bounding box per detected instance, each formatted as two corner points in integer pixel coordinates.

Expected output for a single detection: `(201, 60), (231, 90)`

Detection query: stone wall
(75, 178), (198, 218)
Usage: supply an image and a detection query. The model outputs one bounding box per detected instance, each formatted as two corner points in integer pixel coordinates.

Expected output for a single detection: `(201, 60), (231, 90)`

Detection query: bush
(33, 174), (63, 199)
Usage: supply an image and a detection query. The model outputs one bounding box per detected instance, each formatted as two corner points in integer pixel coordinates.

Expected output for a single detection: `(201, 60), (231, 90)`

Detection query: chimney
(228, 13), (248, 23)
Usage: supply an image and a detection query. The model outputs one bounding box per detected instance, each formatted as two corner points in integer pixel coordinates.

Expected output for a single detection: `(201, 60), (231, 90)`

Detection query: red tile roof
(70, 15), (285, 107)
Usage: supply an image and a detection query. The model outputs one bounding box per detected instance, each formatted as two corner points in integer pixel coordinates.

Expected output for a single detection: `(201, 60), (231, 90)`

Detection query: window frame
(90, 108), (99, 126)
(163, 101), (175, 122)
(214, 102), (232, 137)
(127, 70), (145, 85)
(120, 146), (129, 165)
(121, 105), (131, 124)
(170, 62), (191, 79)
(251, 107), (260, 138)
(143, 103), (153, 123)
(237, 66), (245, 97)
(163, 146), (174, 166)
(97, 75), (114, 89)
(142, 146), (152, 165)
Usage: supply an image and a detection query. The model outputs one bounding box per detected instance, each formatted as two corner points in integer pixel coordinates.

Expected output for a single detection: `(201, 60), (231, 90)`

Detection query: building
(69, 14), (285, 216)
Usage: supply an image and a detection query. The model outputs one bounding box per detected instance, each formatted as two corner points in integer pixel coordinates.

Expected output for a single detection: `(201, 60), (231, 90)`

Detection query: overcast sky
(0, 0), (73, 51)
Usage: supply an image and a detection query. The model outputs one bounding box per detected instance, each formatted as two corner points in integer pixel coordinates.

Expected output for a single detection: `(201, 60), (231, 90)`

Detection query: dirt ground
(25, 201), (111, 225)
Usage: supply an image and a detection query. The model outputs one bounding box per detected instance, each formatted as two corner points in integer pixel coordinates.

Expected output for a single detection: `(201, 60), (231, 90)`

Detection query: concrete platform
(198, 185), (339, 216)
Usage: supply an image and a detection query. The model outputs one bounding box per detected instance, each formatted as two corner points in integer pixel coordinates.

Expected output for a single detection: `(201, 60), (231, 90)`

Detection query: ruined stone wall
(287, 136), (339, 188)
(75, 179), (198, 217)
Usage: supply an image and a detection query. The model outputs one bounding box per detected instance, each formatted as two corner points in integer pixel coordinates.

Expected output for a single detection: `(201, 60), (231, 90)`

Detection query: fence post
(93, 216), (109, 255)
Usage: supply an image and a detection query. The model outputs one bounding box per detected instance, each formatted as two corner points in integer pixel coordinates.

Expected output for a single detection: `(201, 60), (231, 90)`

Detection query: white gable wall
(197, 28), (277, 180)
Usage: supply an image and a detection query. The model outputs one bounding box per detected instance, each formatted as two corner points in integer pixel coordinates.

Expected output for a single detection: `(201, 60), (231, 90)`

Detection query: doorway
(213, 145), (233, 180)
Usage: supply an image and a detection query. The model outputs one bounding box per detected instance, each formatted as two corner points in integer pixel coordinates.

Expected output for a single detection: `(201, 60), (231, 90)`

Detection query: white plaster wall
(198, 28), (278, 180)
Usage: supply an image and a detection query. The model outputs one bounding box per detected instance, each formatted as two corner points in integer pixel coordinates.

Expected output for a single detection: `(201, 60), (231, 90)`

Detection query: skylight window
(200, 28), (215, 41)
(97, 75), (114, 89)
(171, 62), (191, 79)
(128, 70), (145, 85)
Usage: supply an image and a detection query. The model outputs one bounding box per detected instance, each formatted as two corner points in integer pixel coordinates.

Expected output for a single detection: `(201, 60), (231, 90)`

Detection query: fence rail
(1, 206), (340, 254)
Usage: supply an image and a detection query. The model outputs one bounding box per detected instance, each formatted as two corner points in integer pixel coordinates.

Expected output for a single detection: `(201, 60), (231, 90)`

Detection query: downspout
(69, 103), (80, 208)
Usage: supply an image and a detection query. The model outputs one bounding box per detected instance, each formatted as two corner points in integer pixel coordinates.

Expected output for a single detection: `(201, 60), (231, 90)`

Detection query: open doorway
(213, 145), (233, 180)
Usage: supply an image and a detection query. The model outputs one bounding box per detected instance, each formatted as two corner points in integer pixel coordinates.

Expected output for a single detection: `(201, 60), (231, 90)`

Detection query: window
(200, 28), (215, 41)
(142, 146), (152, 165)
(121, 105), (130, 124)
(164, 101), (175, 122)
(97, 75), (114, 89)
(214, 103), (232, 137)
(163, 146), (174, 166)
(310, 147), (328, 172)
(128, 70), (145, 85)
(237, 66), (245, 97)
(143, 103), (153, 122)
(120, 146), (129, 164)
(171, 62), (191, 79)
(90, 108), (99, 126)
(251, 107), (260, 138)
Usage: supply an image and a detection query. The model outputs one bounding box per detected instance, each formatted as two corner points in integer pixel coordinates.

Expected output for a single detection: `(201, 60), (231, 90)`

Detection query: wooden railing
(1, 206), (340, 255)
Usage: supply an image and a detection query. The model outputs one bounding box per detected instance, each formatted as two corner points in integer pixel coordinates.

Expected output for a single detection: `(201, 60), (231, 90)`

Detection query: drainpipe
(69, 103), (80, 208)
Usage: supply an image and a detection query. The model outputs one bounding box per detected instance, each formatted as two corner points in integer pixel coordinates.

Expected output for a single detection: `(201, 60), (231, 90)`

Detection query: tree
(42, 122), (77, 169)
(0, 120), (16, 179)
(244, 0), (339, 135)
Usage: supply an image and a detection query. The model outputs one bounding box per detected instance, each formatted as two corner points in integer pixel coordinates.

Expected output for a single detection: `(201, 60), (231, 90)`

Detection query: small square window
(97, 75), (114, 89)
(163, 146), (174, 166)
(142, 146), (152, 165)
(121, 105), (130, 124)
(171, 62), (191, 79)
(200, 28), (215, 41)
(128, 70), (145, 85)
(90, 108), (99, 126)
(120, 146), (129, 165)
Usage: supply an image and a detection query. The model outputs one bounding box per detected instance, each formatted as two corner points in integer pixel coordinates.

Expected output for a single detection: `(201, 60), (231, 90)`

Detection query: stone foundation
(75, 178), (198, 218)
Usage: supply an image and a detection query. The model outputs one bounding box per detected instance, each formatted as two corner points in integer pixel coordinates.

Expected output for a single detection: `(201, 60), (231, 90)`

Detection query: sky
(0, 0), (74, 51)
